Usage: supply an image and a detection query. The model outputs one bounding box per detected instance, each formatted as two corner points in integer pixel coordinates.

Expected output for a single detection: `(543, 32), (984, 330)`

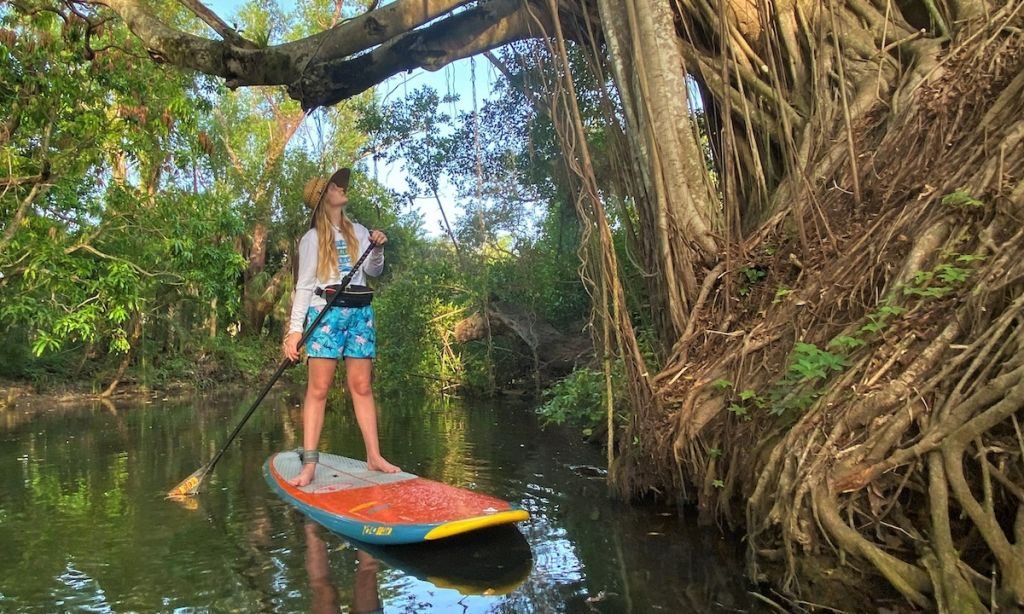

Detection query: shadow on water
(300, 522), (533, 613)
(0, 390), (766, 612)
(344, 525), (534, 597)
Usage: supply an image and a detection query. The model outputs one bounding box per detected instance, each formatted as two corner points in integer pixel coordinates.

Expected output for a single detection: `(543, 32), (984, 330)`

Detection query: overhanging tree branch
(94, 0), (544, 109)
(291, 0), (545, 109)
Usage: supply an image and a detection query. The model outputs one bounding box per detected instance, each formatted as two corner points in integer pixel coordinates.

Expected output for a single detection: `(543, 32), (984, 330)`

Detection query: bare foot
(288, 463), (317, 486)
(366, 456), (400, 473)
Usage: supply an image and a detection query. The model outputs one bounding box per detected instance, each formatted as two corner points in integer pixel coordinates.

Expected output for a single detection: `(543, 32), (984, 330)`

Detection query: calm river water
(0, 389), (761, 612)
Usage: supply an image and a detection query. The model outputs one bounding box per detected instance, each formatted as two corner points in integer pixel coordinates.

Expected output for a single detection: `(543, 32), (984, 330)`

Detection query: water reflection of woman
(303, 521), (382, 614)
(352, 550), (383, 614)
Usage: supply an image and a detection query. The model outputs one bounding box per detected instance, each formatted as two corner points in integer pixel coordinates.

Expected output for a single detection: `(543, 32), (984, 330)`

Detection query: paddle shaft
(198, 243), (379, 483)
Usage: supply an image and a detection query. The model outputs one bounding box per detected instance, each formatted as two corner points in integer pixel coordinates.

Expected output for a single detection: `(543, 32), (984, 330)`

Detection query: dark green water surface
(0, 390), (759, 612)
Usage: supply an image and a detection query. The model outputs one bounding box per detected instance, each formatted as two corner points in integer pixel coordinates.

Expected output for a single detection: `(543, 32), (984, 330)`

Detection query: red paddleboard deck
(264, 451), (530, 545)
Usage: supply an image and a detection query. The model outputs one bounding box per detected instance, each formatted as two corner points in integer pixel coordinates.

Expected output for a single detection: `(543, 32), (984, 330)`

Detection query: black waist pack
(315, 284), (374, 307)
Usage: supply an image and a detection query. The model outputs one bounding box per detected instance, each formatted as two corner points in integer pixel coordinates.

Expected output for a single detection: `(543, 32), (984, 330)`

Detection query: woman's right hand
(282, 332), (301, 362)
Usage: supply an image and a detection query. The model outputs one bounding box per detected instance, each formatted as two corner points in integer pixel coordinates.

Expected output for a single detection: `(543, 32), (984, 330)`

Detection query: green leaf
(912, 270), (934, 285)
(877, 305), (906, 317)
(941, 190), (984, 208)
(861, 321), (886, 333)
(793, 342), (819, 354)
(829, 335), (865, 350)
(773, 287), (792, 303)
(741, 266), (766, 283)
(31, 333), (61, 356)
(935, 264), (969, 284)
(107, 305), (128, 324)
(790, 360), (827, 381)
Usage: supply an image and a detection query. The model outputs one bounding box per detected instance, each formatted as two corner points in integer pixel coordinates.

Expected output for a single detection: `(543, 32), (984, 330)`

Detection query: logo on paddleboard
(362, 525), (393, 537)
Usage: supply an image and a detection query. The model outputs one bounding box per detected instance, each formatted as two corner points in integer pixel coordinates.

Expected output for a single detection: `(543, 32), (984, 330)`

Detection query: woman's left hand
(369, 230), (388, 247)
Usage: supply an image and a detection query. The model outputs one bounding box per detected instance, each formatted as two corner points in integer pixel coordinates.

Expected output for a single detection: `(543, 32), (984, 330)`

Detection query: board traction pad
(272, 450), (414, 493)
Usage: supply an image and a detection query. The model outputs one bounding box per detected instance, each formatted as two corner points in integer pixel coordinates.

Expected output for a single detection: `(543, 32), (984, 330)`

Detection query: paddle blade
(167, 464), (209, 499)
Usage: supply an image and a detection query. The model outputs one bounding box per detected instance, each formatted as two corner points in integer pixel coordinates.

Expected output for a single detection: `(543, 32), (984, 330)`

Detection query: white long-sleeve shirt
(287, 222), (384, 334)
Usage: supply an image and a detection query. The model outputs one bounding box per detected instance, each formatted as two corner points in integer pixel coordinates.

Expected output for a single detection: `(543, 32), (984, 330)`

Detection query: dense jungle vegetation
(4, 0), (1024, 611)
(0, 4), (598, 405)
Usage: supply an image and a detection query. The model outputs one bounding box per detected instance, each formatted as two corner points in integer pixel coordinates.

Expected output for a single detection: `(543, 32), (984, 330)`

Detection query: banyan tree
(40, 0), (1024, 609)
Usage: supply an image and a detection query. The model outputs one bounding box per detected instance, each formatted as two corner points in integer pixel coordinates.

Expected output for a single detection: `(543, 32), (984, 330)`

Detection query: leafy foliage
(536, 367), (615, 436)
(0, 5), (244, 367)
(373, 243), (465, 396)
(941, 189), (984, 208)
(0, 3), (606, 402)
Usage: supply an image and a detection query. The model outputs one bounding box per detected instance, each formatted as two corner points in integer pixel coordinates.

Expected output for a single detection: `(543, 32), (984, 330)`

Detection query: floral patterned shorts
(305, 305), (376, 360)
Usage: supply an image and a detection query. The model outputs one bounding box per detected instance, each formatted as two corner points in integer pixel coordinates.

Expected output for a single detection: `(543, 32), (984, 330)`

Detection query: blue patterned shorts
(305, 305), (376, 359)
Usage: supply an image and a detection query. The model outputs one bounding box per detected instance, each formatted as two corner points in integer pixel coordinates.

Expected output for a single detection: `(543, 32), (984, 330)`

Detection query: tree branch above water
(95, 0), (556, 109)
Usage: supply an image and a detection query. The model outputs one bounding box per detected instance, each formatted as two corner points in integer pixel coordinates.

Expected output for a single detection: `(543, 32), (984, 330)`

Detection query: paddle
(167, 242), (378, 498)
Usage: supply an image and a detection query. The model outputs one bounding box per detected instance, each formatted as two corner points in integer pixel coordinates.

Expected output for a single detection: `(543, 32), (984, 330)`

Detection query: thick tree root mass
(614, 11), (1024, 612)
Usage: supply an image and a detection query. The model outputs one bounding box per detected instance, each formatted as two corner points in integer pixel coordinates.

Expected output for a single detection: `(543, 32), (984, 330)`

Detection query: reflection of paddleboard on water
(345, 525), (533, 596)
(264, 450), (530, 545)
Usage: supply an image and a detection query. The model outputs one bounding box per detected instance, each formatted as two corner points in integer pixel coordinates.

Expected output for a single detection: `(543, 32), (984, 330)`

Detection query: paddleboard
(264, 450), (530, 545)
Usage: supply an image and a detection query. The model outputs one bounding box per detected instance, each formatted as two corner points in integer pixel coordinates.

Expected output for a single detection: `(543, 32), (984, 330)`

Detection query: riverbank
(0, 378), (221, 409)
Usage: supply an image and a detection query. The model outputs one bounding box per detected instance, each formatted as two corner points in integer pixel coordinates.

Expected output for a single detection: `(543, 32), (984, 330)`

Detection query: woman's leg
(345, 357), (399, 473)
(288, 357), (338, 486)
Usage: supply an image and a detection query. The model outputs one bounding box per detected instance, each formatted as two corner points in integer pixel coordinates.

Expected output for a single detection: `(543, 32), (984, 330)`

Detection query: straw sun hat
(302, 168), (351, 212)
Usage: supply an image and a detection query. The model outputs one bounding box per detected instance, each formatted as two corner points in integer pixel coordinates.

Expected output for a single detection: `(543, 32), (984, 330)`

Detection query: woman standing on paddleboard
(282, 168), (400, 487)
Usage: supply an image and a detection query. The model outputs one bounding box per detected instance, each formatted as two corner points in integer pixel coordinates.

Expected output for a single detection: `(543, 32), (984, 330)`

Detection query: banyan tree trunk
(597, 0), (723, 343)
(592, 0), (1024, 609)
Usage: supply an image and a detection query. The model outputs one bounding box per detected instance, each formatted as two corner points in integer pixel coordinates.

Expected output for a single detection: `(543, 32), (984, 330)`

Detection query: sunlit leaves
(0, 4), (245, 362)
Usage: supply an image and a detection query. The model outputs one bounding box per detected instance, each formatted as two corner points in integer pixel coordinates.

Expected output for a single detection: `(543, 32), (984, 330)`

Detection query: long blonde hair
(311, 204), (360, 282)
